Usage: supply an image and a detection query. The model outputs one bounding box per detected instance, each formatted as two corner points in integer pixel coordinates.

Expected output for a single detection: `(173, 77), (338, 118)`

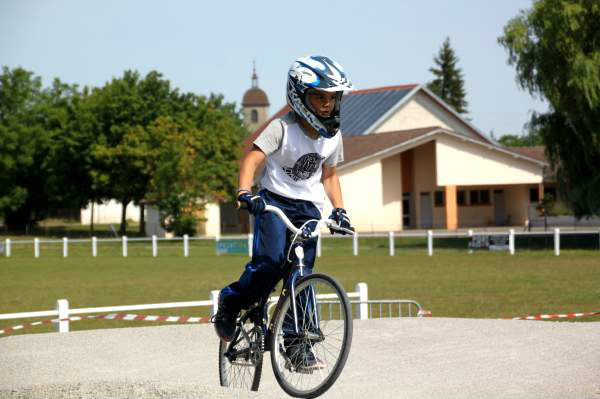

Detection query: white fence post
(554, 228), (560, 256)
(468, 230), (473, 254)
(248, 234), (253, 257)
(353, 232), (358, 256)
(63, 237), (68, 258)
(316, 232), (322, 257)
(427, 230), (433, 256)
(122, 236), (128, 257)
(356, 282), (368, 320)
(34, 238), (40, 258)
(389, 231), (395, 256)
(152, 235), (157, 257)
(509, 229), (515, 255)
(56, 299), (69, 333)
(92, 236), (97, 257)
(5, 239), (10, 257)
(210, 290), (220, 316)
(183, 234), (189, 257)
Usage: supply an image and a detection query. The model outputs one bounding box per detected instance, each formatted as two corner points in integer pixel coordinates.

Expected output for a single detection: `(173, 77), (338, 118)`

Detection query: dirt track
(1, 318), (599, 398)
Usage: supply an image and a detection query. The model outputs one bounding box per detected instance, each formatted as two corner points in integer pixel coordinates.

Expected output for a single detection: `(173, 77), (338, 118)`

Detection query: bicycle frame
(228, 204), (354, 354)
(224, 307), (263, 361)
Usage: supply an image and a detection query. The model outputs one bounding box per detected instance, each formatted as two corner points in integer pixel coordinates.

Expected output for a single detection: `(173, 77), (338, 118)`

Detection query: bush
(170, 214), (198, 237)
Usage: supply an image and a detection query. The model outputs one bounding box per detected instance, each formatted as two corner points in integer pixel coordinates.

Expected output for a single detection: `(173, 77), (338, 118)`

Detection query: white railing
(0, 282), (371, 333)
(3, 228), (599, 259)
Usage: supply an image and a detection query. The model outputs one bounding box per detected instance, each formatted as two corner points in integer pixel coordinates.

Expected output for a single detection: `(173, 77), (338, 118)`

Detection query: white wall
(81, 200), (140, 225)
(435, 135), (543, 186)
(374, 91), (482, 141)
(456, 188), (494, 227)
(145, 206), (166, 237)
(203, 203), (221, 238)
(504, 185), (530, 226)
(333, 155), (404, 232)
(380, 154), (403, 230)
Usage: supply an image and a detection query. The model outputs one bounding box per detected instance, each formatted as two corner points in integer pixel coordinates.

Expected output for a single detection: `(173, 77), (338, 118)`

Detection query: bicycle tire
(219, 321), (263, 391)
(270, 273), (353, 398)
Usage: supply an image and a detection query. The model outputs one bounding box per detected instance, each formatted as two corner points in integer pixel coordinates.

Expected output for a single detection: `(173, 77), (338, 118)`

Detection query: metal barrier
(320, 299), (425, 320)
(350, 300), (424, 319)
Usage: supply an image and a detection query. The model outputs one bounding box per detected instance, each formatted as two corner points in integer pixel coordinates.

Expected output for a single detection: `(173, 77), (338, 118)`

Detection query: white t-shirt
(253, 113), (344, 209)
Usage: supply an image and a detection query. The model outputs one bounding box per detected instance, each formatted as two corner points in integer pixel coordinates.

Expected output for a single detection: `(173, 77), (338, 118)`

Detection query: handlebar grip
(327, 219), (356, 235)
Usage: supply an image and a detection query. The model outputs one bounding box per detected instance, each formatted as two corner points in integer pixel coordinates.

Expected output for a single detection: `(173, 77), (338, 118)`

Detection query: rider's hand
(300, 225), (313, 240)
(237, 191), (266, 216)
(328, 208), (354, 235)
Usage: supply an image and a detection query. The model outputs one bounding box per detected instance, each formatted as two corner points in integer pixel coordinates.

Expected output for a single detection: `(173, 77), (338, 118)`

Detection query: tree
(87, 70), (177, 234)
(499, 0), (600, 217)
(144, 96), (246, 235)
(427, 37), (469, 114)
(0, 66), (246, 234)
(87, 70), (246, 235)
(0, 67), (86, 231)
(497, 127), (543, 147)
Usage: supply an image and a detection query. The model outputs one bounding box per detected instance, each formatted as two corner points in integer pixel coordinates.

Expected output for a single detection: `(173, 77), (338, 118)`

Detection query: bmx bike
(218, 204), (354, 398)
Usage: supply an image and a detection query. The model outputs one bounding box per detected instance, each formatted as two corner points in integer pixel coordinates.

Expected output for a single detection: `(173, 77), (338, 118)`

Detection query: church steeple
(242, 60), (270, 133)
(251, 59), (258, 88)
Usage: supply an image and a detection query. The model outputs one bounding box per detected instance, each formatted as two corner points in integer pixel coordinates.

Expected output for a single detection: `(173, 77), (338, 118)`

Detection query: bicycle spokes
(219, 322), (263, 391)
(270, 274), (352, 398)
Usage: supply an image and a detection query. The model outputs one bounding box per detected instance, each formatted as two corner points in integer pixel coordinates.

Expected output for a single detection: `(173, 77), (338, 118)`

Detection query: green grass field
(1, 237), (599, 336)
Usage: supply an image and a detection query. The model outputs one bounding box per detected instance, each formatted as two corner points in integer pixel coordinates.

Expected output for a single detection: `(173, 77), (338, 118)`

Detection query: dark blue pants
(220, 190), (321, 312)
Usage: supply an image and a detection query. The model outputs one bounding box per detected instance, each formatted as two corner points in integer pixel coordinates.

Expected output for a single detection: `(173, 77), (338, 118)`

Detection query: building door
(420, 192), (433, 229)
(402, 193), (411, 228)
(494, 190), (505, 225)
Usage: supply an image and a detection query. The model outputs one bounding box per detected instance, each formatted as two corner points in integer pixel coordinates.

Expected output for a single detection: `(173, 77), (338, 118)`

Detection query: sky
(1, 0), (547, 138)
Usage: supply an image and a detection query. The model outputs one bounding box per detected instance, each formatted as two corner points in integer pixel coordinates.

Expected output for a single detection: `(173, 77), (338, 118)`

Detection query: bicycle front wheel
(219, 321), (263, 391)
(270, 273), (353, 398)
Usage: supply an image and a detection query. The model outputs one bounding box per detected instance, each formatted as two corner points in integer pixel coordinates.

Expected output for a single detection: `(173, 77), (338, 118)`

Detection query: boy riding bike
(214, 55), (354, 371)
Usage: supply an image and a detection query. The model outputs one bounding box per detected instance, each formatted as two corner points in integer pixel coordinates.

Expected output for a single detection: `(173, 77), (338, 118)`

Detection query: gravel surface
(1, 318), (599, 398)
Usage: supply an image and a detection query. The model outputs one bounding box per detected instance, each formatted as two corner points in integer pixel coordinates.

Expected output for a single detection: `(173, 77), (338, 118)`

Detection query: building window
(457, 190), (466, 206)
(470, 190), (479, 205)
(470, 190), (490, 205)
(480, 190), (490, 205)
(434, 191), (445, 207)
(529, 187), (539, 203)
(251, 109), (258, 123)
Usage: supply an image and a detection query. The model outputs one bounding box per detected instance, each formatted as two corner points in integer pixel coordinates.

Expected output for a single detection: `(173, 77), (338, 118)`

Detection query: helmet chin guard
(286, 55), (353, 138)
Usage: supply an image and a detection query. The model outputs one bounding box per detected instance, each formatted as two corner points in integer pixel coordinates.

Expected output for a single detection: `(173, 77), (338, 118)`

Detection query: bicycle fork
(288, 243), (320, 336)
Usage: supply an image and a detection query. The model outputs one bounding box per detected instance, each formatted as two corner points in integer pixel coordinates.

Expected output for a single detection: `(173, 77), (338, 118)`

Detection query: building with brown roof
(210, 83), (553, 235)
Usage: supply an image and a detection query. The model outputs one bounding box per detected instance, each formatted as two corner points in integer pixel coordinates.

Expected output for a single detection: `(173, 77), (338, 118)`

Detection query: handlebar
(263, 204), (355, 237)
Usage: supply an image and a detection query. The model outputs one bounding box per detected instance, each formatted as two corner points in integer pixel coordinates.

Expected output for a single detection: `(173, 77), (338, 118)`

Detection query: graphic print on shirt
(282, 153), (325, 182)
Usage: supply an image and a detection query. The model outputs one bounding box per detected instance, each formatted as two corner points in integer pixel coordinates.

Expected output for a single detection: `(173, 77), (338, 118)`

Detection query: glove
(237, 192), (265, 216)
(300, 225), (313, 240)
(299, 221), (318, 240)
(329, 208), (353, 235)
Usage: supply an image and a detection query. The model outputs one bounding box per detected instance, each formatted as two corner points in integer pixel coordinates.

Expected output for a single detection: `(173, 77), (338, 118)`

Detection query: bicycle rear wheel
(270, 273), (353, 398)
(219, 321), (263, 391)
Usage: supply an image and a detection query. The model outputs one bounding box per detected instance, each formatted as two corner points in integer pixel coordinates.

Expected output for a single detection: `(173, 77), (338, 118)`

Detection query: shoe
(285, 341), (325, 373)
(213, 299), (237, 342)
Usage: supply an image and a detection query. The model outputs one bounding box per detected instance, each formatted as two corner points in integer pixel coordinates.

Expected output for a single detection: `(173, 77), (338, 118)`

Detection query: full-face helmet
(286, 55), (353, 138)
